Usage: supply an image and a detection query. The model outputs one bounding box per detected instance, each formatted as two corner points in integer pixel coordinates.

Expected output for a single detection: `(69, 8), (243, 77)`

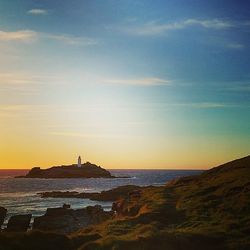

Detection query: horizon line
(0, 168), (206, 171)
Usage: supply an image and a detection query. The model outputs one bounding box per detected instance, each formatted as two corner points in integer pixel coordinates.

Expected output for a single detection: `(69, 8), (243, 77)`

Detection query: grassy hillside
(71, 155), (250, 249)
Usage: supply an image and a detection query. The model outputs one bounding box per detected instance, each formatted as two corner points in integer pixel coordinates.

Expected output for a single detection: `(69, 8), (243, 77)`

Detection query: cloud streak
(45, 34), (98, 46)
(0, 105), (32, 112)
(120, 18), (235, 36)
(0, 29), (97, 46)
(0, 72), (58, 85)
(0, 30), (38, 42)
(153, 102), (248, 109)
(0, 73), (40, 85)
(104, 77), (171, 86)
(50, 132), (122, 139)
(27, 9), (48, 15)
(226, 43), (245, 50)
(228, 84), (250, 92)
(175, 102), (233, 109)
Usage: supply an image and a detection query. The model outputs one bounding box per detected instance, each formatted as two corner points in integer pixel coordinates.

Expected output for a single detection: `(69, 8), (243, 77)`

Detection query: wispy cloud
(184, 19), (234, 29)
(135, 102), (244, 110)
(0, 104), (32, 112)
(0, 104), (66, 120)
(0, 72), (65, 97)
(119, 18), (234, 36)
(0, 30), (38, 42)
(0, 104), (41, 118)
(50, 132), (122, 139)
(0, 29), (98, 46)
(226, 43), (245, 50)
(161, 102), (246, 109)
(0, 72), (57, 85)
(0, 73), (40, 85)
(228, 84), (250, 92)
(104, 77), (171, 86)
(45, 34), (98, 46)
(27, 9), (48, 15)
(178, 102), (232, 109)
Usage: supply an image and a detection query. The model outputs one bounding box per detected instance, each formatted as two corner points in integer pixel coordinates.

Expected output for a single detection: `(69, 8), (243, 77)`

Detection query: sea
(0, 169), (202, 225)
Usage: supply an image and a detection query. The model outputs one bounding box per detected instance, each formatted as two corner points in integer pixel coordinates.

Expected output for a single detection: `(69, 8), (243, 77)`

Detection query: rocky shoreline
(0, 204), (113, 234)
(0, 185), (142, 234)
(33, 204), (113, 234)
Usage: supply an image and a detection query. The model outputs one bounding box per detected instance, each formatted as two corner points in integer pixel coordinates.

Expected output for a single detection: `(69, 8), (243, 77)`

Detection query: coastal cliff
(19, 162), (113, 179)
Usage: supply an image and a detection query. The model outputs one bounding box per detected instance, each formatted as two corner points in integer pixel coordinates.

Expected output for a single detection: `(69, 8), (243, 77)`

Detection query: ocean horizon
(0, 168), (204, 178)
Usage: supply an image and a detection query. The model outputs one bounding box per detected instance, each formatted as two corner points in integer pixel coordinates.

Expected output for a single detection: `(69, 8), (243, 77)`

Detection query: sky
(0, 0), (250, 169)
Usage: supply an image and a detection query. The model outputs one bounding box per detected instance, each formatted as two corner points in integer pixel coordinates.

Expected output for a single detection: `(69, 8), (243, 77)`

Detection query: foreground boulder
(0, 207), (7, 228)
(6, 214), (32, 232)
(33, 205), (113, 234)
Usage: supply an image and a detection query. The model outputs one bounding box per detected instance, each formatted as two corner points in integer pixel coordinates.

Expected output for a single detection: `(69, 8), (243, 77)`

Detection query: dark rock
(0, 206), (7, 228)
(112, 188), (144, 217)
(39, 191), (80, 198)
(19, 162), (114, 179)
(112, 200), (125, 215)
(0, 231), (72, 250)
(128, 189), (142, 199)
(45, 207), (72, 217)
(111, 198), (141, 217)
(6, 214), (32, 232)
(63, 204), (71, 209)
(39, 185), (142, 201)
(33, 205), (113, 234)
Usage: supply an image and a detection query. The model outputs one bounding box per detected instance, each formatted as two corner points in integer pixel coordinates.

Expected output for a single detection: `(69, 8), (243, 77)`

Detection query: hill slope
(73, 155), (250, 249)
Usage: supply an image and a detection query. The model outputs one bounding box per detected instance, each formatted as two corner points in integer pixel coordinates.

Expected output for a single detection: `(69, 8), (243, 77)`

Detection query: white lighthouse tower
(77, 156), (81, 168)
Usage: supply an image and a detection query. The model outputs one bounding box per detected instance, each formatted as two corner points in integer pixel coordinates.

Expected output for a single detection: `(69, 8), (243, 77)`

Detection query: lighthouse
(77, 156), (81, 168)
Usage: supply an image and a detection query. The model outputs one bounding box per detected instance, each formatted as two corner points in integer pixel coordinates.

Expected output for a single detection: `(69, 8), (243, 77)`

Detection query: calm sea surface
(0, 169), (202, 223)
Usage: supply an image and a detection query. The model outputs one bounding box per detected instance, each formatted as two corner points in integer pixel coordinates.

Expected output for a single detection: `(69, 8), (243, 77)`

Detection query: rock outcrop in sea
(19, 162), (113, 179)
(38, 185), (142, 201)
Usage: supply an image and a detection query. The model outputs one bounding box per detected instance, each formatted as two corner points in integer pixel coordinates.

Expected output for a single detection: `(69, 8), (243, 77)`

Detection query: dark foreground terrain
(1, 155), (250, 250)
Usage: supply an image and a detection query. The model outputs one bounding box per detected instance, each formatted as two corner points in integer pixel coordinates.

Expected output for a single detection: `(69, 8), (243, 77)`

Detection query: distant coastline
(0, 169), (29, 178)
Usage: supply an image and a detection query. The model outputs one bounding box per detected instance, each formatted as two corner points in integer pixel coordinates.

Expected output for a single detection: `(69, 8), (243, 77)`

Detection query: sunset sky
(0, 0), (250, 169)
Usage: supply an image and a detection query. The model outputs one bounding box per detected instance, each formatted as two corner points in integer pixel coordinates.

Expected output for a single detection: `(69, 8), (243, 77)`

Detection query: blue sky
(0, 0), (249, 169)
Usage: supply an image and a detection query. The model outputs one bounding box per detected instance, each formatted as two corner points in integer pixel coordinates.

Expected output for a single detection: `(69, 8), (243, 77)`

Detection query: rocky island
(18, 158), (114, 179)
